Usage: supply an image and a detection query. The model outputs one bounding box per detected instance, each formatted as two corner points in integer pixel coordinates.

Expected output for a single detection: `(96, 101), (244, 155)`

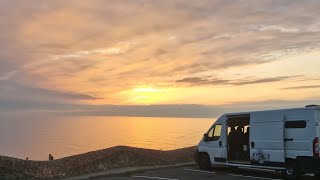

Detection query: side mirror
(203, 133), (209, 142)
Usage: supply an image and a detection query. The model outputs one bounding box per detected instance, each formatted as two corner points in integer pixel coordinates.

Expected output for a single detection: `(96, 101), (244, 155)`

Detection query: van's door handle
(219, 141), (222, 147)
(251, 141), (255, 148)
(284, 138), (294, 142)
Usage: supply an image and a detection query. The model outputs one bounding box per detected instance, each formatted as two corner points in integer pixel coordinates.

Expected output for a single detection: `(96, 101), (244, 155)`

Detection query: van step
(227, 163), (285, 170)
(228, 160), (251, 165)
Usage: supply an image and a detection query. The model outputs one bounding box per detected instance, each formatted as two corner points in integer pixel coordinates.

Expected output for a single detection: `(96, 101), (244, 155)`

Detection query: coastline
(0, 146), (196, 179)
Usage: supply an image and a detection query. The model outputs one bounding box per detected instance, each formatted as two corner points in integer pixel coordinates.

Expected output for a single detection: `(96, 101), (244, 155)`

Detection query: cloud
(176, 77), (229, 86)
(212, 33), (236, 40)
(1, 99), (319, 118)
(229, 76), (300, 86)
(252, 25), (300, 33)
(176, 75), (301, 86)
(0, 0), (319, 110)
(282, 85), (320, 90)
(0, 71), (17, 81)
(53, 46), (128, 60)
(0, 81), (101, 103)
(33, 88), (101, 100)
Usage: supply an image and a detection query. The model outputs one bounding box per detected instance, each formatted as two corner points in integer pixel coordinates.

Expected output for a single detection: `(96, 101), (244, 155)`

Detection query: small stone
(98, 163), (104, 170)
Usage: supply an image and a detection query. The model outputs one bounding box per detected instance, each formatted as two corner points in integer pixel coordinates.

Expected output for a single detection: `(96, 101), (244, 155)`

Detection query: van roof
(225, 106), (320, 117)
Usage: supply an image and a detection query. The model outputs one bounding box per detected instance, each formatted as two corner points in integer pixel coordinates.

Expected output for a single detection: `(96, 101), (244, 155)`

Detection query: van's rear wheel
(282, 162), (300, 179)
(198, 153), (211, 170)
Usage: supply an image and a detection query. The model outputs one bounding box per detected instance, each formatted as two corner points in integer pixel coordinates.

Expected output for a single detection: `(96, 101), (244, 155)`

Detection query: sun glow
(121, 86), (174, 104)
(132, 87), (166, 93)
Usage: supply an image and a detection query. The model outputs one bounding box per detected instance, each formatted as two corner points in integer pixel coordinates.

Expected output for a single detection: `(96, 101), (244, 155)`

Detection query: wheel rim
(286, 167), (294, 176)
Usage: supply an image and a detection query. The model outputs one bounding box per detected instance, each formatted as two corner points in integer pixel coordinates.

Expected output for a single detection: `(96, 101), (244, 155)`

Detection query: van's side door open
(250, 111), (285, 166)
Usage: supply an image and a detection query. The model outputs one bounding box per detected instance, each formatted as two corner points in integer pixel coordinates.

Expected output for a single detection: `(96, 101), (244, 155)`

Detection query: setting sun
(132, 87), (165, 93)
(120, 86), (175, 104)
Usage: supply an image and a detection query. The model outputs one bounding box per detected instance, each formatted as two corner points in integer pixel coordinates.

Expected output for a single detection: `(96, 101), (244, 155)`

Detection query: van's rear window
(285, 121), (306, 128)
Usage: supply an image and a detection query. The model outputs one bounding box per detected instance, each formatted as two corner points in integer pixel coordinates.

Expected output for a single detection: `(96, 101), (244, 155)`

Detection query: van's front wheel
(198, 153), (211, 170)
(282, 162), (300, 179)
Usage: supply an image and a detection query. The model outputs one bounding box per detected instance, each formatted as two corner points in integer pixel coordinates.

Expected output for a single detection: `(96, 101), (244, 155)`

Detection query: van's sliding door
(250, 111), (285, 166)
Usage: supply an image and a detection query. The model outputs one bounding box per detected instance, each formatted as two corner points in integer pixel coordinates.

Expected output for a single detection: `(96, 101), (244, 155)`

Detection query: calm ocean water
(0, 114), (214, 160)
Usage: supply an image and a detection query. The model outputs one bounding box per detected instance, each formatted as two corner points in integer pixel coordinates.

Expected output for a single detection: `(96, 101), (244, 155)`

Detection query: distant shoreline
(0, 145), (196, 179)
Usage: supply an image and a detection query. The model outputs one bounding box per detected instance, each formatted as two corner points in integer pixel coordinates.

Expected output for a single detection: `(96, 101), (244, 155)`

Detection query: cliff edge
(0, 146), (196, 179)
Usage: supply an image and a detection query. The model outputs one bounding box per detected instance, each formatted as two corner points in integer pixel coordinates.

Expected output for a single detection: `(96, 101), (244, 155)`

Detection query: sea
(0, 114), (214, 160)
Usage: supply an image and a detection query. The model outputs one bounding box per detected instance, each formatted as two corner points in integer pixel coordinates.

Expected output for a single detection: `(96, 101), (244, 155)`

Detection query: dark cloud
(0, 81), (100, 102)
(32, 88), (101, 100)
(2, 99), (319, 118)
(176, 77), (228, 86)
(176, 75), (301, 86)
(220, 98), (320, 113)
(230, 76), (300, 86)
(0, 98), (76, 111)
(282, 85), (320, 90)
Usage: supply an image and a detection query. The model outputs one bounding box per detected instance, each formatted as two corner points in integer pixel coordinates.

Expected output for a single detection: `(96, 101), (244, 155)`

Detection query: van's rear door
(250, 111), (285, 166)
(316, 110), (320, 136)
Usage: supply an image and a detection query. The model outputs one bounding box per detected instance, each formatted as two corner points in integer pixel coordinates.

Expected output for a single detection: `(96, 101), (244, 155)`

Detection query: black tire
(230, 166), (238, 170)
(198, 153), (211, 170)
(282, 162), (301, 180)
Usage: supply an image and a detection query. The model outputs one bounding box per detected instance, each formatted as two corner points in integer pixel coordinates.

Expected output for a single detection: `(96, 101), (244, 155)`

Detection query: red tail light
(313, 137), (319, 157)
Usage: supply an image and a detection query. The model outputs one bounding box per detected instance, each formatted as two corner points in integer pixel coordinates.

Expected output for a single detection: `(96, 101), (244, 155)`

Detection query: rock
(98, 163), (104, 170)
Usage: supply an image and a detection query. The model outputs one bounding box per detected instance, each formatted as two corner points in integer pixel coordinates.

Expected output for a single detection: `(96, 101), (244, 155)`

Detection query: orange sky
(0, 0), (320, 117)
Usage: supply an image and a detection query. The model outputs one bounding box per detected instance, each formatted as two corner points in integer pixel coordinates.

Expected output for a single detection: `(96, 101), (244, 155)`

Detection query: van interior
(227, 115), (250, 164)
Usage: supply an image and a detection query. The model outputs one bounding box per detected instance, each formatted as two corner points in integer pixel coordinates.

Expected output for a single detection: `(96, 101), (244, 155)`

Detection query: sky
(0, 0), (320, 118)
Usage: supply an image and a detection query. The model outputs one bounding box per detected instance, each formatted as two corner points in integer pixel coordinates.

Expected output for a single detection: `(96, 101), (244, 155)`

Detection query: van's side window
(208, 124), (222, 141)
(285, 121), (306, 128)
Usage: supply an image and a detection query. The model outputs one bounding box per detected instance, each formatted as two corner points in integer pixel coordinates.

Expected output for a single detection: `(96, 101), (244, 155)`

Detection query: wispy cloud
(230, 76), (301, 86)
(1, 99), (319, 118)
(282, 85), (320, 90)
(0, 81), (101, 103)
(53, 46), (130, 60)
(176, 75), (301, 86)
(176, 77), (228, 86)
(252, 25), (300, 33)
(34, 88), (101, 100)
(0, 71), (17, 81)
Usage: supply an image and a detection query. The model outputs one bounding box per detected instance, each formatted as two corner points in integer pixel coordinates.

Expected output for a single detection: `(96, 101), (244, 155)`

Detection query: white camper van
(195, 105), (320, 179)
